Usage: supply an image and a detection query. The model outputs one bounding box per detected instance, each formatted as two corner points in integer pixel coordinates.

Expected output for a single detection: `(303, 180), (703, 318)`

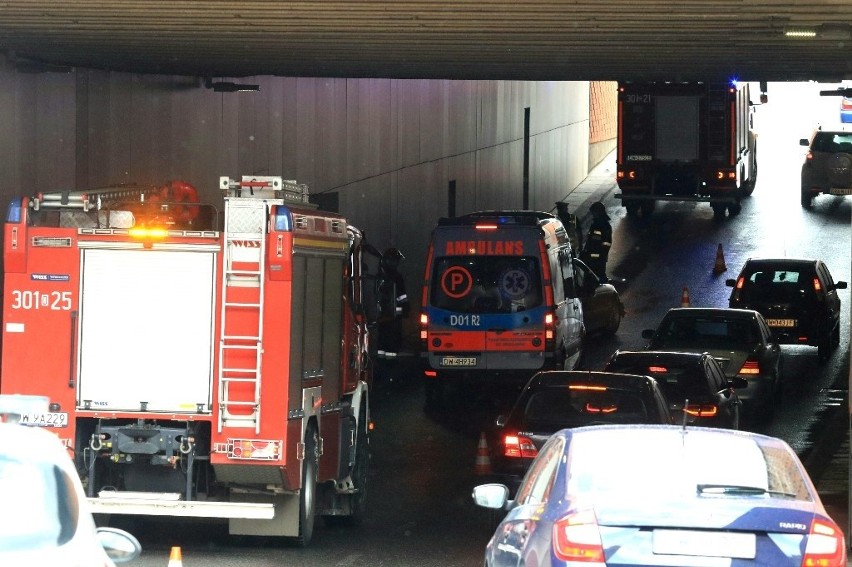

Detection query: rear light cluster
(714, 169), (736, 181)
(617, 169), (640, 182)
(504, 434), (537, 459)
(802, 517), (847, 566)
(738, 360), (760, 375)
(553, 510), (606, 564)
(545, 312), (555, 349)
(683, 404), (718, 417)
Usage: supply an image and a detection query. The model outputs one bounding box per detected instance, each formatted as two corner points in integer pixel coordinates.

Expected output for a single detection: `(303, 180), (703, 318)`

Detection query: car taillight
(738, 360), (760, 375)
(683, 404), (718, 417)
(504, 434), (537, 459)
(419, 312), (429, 345)
(553, 509), (606, 564)
(801, 517), (846, 567)
(545, 312), (554, 340)
(812, 277), (822, 293)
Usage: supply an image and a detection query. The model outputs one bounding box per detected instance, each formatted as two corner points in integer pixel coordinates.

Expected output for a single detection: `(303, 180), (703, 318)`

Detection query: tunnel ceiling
(0, 1), (850, 83)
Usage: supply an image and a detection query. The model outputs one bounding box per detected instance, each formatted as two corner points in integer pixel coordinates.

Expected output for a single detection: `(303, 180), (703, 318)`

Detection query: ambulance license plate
(441, 356), (478, 367)
(766, 319), (796, 328)
(19, 412), (69, 428)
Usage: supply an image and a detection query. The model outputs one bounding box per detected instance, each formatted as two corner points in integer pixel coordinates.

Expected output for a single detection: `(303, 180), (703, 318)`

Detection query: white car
(0, 395), (141, 566)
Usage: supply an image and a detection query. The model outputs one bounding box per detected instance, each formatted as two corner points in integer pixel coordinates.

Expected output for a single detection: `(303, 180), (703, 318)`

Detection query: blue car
(473, 424), (846, 567)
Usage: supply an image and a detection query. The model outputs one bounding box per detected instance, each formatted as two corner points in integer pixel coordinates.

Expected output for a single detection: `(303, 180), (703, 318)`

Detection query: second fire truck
(0, 176), (382, 546)
(616, 80), (763, 219)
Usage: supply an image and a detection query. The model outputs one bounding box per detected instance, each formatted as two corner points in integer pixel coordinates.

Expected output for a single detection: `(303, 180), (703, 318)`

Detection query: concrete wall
(0, 64), (617, 325)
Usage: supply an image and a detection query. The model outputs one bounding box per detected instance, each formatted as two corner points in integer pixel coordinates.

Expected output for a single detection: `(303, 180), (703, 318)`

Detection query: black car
(726, 258), (847, 361)
(605, 350), (746, 430)
(573, 258), (625, 336)
(488, 370), (672, 491)
(638, 307), (782, 420)
(800, 123), (852, 208)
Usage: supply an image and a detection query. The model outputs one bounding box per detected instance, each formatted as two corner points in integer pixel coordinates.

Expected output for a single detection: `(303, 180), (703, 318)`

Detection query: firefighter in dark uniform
(376, 247), (410, 363)
(555, 201), (582, 253)
(580, 201), (612, 282)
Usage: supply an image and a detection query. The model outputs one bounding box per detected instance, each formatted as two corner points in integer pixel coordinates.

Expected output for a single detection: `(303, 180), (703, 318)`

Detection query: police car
(0, 394), (141, 565)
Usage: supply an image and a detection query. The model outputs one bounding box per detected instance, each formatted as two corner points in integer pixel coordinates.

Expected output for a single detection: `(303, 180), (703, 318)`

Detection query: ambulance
(419, 211), (585, 401)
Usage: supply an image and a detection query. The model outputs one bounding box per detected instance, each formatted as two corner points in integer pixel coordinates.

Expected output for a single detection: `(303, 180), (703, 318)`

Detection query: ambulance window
(559, 248), (576, 298)
(549, 252), (564, 303)
(430, 256), (543, 313)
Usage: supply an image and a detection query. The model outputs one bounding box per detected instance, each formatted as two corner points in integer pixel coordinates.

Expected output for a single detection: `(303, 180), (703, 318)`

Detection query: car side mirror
(472, 483), (510, 510)
(641, 329), (655, 340)
(729, 377), (749, 390)
(800, 138), (810, 146)
(836, 281), (848, 290)
(725, 278), (736, 287)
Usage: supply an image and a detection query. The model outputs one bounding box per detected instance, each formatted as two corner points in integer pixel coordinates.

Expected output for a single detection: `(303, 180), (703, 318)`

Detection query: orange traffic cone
(475, 432), (492, 475)
(168, 546), (183, 567)
(713, 243), (727, 274)
(680, 287), (691, 308)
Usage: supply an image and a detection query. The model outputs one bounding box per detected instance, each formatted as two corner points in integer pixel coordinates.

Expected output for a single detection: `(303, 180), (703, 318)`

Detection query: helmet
(381, 247), (405, 269)
(590, 201), (607, 217)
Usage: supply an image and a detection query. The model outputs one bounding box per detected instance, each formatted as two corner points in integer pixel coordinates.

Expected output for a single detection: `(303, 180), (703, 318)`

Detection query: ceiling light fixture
(784, 28), (817, 38)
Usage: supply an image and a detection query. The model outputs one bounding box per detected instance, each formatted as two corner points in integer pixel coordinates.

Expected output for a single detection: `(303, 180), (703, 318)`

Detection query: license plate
(829, 187), (852, 196)
(19, 412), (69, 428)
(766, 318), (796, 328)
(441, 356), (477, 367)
(653, 529), (756, 559)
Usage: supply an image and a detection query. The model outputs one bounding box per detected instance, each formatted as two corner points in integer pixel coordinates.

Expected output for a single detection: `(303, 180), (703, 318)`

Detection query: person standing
(580, 201), (612, 282)
(376, 247), (410, 362)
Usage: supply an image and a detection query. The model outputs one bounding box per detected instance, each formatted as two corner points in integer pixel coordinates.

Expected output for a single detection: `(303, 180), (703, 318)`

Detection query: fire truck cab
(1, 176), (378, 546)
(419, 211), (585, 402)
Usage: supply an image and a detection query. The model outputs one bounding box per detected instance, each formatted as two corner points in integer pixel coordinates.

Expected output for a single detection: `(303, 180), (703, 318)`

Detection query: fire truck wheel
(296, 426), (318, 547)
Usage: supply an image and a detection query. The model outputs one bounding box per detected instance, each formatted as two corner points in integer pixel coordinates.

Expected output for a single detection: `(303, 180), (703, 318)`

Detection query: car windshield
(430, 256), (543, 314)
(737, 268), (814, 303)
(565, 429), (812, 501)
(654, 316), (758, 350)
(520, 385), (653, 429)
(0, 455), (78, 551)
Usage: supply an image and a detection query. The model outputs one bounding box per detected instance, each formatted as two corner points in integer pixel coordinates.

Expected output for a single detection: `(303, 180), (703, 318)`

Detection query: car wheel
(727, 201), (742, 215)
(801, 190), (814, 209)
(603, 305), (622, 335)
(711, 203), (727, 219)
(625, 202), (640, 217)
(832, 323), (841, 349)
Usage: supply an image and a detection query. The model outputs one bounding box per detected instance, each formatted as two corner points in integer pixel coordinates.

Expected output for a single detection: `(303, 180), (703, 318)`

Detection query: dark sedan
(726, 258), (847, 361)
(639, 307), (783, 420)
(605, 350), (746, 429)
(488, 370), (672, 492)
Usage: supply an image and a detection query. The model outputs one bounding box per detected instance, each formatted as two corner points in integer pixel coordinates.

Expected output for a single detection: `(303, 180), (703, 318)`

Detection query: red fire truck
(0, 176), (378, 546)
(616, 81), (761, 219)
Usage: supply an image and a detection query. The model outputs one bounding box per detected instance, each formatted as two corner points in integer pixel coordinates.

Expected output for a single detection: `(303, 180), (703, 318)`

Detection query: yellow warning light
(129, 227), (169, 240)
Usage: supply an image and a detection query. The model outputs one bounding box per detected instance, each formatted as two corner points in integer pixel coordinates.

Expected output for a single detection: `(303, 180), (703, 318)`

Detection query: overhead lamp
(784, 23), (851, 40)
(204, 77), (260, 92)
(784, 28), (817, 38)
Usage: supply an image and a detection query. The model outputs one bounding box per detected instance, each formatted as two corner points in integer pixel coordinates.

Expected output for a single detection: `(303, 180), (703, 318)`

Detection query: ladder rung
(222, 376), (258, 383)
(222, 400), (257, 407)
(222, 335), (261, 341)
(224, 301), (262, 308)
(227, 269), (262, 275)
(221, 344), (260, 351)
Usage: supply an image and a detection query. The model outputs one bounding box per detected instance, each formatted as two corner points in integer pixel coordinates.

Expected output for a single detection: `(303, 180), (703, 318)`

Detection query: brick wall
(590, 81), (617, 143)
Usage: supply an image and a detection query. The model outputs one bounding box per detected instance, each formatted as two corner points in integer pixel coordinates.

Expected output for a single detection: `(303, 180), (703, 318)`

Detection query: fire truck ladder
(218, 187), (272, 433)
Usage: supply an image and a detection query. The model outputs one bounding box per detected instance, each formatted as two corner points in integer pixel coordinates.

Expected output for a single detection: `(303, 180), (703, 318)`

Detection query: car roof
(0, 421), (75, 466)
(662, 307), (760, 321)
(609, 350), (708, 365)
(528, 370), (659, 390)
(739, 257), (819, 268)
(816, 123), (852, 134)
(560, 423), (788, 446)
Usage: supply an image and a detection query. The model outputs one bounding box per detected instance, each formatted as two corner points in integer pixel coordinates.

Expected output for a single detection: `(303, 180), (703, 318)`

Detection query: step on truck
(419, 211), (585, 404)
(0, 176), (382, 546)
(616, 81), (763, 219)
